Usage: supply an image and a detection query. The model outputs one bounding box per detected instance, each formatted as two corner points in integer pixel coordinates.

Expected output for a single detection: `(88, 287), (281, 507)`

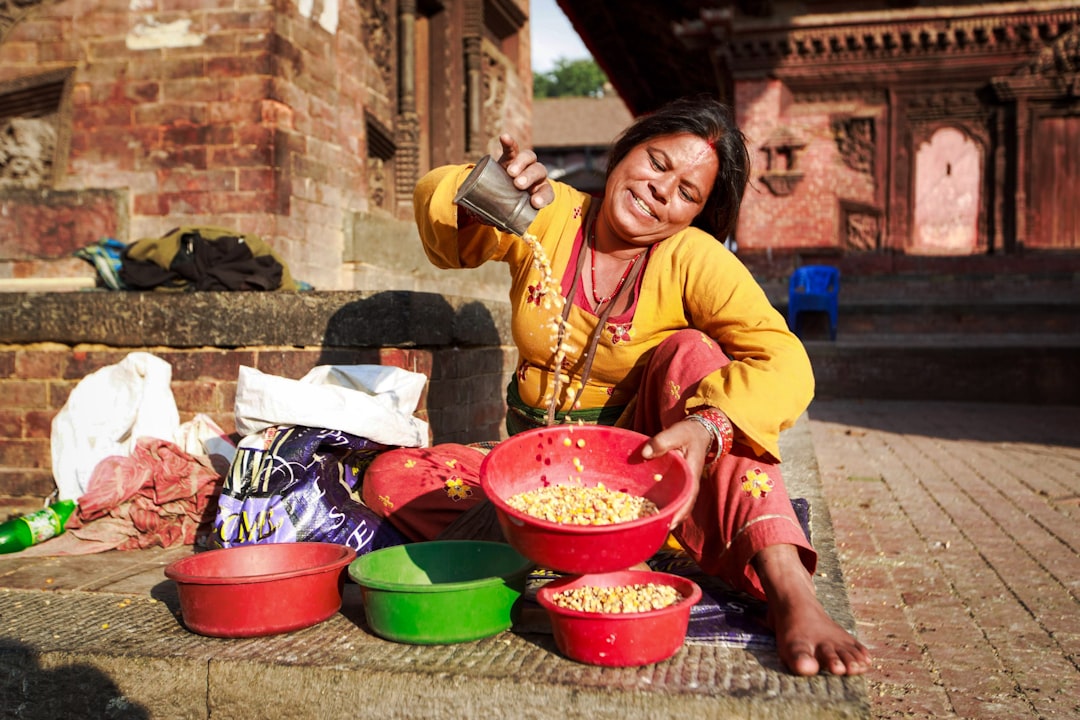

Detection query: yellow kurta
(414, 164), (814, 460)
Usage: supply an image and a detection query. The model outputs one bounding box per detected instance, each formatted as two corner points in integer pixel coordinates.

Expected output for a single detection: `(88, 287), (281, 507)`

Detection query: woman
(363, 95), (869, 677)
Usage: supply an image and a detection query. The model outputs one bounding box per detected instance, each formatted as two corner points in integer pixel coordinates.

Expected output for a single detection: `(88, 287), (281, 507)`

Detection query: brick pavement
(807, 400), (1080, 720)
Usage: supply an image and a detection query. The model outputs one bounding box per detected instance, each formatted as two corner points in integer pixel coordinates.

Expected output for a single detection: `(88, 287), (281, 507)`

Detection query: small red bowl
(164, 542), (357, 637)
(479, 425), (693, 574)
(536, 570), (702, 666)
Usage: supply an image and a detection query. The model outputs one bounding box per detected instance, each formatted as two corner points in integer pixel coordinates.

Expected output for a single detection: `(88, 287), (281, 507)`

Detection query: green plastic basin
(348, 540), (534, 644)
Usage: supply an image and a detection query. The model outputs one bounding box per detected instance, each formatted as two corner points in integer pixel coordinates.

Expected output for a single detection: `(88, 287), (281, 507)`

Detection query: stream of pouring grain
(519, 231), (580, 421)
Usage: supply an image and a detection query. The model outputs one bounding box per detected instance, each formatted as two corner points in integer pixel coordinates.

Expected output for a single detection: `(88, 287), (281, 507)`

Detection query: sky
(530, 0), (591, 73)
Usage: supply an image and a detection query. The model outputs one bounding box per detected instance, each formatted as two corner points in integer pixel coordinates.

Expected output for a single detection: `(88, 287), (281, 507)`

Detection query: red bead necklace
(589, 225), (640, 306)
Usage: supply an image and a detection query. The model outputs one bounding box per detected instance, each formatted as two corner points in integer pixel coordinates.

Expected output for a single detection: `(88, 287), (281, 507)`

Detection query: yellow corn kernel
(549, 583), (681, 613)
(506, 484), (659, 526)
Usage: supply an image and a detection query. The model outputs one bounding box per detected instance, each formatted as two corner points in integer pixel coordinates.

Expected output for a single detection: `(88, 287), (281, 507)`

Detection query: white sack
(233, 365), (430, 448)
(175, 412), (237, 466)
(50, 352), (181, 501)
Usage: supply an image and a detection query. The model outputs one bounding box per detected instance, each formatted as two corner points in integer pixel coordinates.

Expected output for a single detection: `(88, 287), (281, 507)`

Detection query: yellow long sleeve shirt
(414, 164), (814, 460)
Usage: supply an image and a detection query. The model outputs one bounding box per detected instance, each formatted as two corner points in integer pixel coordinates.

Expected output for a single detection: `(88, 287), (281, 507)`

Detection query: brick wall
(735, 78), (880, 254)
(0, 1), (378, 290)
(0, 1), (533, 292)
(2, 2), (284, 247)
(0, 291), (516, 503)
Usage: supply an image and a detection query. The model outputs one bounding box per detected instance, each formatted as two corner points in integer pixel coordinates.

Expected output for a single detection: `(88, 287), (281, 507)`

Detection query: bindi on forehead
(691, 140), (717, 165)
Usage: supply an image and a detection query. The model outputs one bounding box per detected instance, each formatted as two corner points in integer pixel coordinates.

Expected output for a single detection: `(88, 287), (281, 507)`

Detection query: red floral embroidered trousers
(361, 329), (816, 601)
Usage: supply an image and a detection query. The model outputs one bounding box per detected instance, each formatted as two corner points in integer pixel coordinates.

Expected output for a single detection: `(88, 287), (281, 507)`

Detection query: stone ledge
(0, 290), (513, 349)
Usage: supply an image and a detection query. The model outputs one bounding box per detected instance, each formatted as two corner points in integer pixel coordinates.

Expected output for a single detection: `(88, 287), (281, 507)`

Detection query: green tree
(533, 58), (609, 98)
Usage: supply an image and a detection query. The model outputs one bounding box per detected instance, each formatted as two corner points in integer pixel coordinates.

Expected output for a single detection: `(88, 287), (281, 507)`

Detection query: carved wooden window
(760, 127), (806, 196)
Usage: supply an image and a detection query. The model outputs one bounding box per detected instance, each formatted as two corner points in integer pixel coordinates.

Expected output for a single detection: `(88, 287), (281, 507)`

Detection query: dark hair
(605, 95), (750, 241)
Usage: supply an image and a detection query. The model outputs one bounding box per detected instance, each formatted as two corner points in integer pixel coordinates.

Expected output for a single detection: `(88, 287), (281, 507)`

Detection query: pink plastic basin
(164, 542), (357, 637)
(536, 570), (702, 667)
(479, 425), (693, 574)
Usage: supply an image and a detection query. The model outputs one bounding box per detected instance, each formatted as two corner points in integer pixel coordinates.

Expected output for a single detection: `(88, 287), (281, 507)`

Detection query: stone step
(788, 302), (1080, 337)
(804, 334), (1080, 404)
(761, 270), (1080, 305)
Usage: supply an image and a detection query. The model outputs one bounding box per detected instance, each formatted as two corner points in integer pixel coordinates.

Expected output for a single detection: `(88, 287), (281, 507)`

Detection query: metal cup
(452, 155), (539, 236)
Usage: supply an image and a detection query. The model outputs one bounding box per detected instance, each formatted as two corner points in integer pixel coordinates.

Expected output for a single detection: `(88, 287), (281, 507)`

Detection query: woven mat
(521, 498), (811, 648)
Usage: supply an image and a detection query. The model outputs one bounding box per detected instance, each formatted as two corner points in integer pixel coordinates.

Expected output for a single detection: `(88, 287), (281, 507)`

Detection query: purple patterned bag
(210, 425), (408, 553)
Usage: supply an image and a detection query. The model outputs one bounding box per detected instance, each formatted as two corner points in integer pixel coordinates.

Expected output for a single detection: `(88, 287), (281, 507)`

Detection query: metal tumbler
(452, 155), (539, 237)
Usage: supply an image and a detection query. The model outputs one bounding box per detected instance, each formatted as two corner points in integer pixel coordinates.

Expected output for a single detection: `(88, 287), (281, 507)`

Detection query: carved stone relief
(842, 207), (882, 251)
(1018, 25), (1079, 76)
(0, 116), (55, 188)
(908, 115), (988, 158)
(993, 24), (1080, 100)
(360, 0), (395, 106)
(792, 88), (888, 105)
(1, 0), (50, 45)
(720, 11), (1080, 73)
(832, 116), (875, 175)
(481, 42), (509, 151)
(998, 24), (1080, 98)
(367, 157), (386, 208)
(366, 114), (396, 211)
(0, 70), (69, 189)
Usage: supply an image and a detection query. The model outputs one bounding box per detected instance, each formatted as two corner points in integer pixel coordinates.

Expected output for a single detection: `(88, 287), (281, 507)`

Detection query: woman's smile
(600, 131), (719, 249)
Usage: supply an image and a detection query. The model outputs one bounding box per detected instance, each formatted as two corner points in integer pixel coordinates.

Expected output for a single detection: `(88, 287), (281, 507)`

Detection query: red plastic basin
(536, 570), (702, 667)
(479, 425), (693, 574)
(164, 542), (357, 637)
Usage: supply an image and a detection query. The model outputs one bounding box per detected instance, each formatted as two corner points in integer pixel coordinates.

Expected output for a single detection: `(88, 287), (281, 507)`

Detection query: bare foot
(753, 544), (871, 676)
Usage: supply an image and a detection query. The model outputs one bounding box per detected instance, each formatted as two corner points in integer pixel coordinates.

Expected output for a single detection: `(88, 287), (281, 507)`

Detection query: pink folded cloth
(20, 437), (222, 556)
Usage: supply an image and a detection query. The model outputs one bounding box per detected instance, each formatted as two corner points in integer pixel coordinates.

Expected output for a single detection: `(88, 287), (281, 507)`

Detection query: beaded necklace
(589, 223), (643, 307)
(545, 205), (646, 425)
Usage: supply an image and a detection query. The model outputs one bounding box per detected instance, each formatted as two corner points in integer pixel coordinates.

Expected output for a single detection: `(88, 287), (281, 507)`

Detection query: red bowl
(479, 425), (693, 574)
(536, 570), (702, 666)
(164, 542), (357, 637)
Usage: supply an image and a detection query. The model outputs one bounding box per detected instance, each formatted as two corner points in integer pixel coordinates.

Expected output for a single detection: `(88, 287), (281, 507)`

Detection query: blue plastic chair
(787, 265), (840, 340)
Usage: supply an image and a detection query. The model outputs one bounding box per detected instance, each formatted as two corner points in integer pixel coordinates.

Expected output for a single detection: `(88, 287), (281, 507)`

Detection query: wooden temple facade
(558, 1), (1080, 258)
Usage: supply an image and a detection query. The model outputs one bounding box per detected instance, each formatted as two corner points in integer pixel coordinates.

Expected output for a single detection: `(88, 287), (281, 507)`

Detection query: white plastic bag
(50, 352), (181, 501)
(233, 365), (430, 448)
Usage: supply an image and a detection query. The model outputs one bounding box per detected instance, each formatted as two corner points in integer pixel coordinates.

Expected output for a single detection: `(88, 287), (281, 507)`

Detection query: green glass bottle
(0, 499), (78, 554)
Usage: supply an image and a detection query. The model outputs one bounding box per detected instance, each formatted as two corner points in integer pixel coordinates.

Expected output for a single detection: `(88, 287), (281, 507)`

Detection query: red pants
(362, 329), (816, 600)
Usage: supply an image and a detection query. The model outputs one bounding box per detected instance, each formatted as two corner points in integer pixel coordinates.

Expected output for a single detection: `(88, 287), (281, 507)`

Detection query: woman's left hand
(640, 419), (714, 528)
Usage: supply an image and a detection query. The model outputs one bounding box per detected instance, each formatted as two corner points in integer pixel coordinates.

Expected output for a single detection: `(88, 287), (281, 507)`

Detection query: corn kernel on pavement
(506, 483), (659, 525)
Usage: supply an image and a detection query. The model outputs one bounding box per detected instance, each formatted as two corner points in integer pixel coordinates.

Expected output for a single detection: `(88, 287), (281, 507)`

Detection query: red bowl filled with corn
(479, 425), (693, 574)
(536, 570), (702, 666)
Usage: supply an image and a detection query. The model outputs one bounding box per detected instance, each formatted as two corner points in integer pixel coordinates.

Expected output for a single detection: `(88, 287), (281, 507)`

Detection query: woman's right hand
(497, 134), (554, 210)
(640, 419), (714, 528)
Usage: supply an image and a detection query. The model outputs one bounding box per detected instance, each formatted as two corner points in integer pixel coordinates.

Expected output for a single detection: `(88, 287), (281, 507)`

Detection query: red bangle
(689, 407), (734, 460)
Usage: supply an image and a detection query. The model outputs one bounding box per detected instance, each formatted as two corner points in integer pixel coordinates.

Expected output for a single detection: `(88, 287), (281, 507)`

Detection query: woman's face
(601, 132), (719, 247)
